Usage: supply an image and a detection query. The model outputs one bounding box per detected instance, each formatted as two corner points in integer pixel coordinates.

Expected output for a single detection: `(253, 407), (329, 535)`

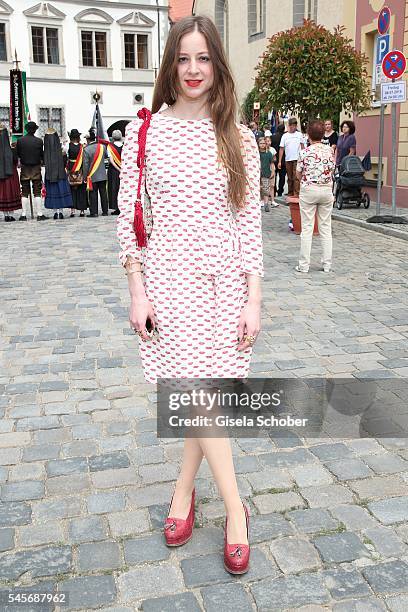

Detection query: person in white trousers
(16, 122), (49, 221)
(295, 120), (335, 273)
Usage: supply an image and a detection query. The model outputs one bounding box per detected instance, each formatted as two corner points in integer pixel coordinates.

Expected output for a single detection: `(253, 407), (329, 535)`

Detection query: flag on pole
(22, 71), (31, 125)
(91, 102), (108, 141)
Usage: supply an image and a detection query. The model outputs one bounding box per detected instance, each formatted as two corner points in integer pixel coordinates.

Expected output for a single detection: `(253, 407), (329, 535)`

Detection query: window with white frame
(248, 0), (265, 38)
(0, 22), (7, 61)
(1, 1), (15, 63)
(38, 106), (64, 137)
(124, 33), (148, 69)
(0, 105), (9, 128)
(255, 0), (263, 32)
(81, 30), (107, 67)
(306, 0), (318, 21)
(31, 26), (60, 64)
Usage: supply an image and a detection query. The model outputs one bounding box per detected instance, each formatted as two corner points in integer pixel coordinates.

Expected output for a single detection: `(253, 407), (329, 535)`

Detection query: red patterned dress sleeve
(116, 118), (144, 267)
(235, 125), (264, 277)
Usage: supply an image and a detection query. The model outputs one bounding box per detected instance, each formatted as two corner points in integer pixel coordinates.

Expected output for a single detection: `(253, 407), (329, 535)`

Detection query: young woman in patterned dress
(117, 16), (263, 574)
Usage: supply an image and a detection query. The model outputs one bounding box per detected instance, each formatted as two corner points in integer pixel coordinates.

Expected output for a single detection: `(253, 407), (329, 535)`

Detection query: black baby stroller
(334, 155), (370, 210)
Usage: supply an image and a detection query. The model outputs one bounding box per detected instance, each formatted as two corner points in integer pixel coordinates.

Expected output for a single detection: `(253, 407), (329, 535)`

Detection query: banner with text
(9, 69), (24, 136)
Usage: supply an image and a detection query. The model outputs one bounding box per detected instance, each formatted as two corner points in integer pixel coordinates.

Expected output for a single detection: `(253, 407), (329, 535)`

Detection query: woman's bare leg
(196, 436), (248, 544)
(169, 436), (247, 543)
(168, 437), (203, 518)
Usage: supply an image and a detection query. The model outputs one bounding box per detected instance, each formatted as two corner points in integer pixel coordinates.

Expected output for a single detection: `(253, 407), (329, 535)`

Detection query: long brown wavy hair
(151, 16), (247, 210)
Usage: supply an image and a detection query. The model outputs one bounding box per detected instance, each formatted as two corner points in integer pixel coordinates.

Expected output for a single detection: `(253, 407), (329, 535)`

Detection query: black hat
(25, 121), (39, 132)
(69, 129), (81, 139)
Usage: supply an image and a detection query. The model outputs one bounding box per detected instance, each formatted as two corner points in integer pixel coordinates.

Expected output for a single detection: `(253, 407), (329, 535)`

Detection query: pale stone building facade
(192, 0), (355, 103)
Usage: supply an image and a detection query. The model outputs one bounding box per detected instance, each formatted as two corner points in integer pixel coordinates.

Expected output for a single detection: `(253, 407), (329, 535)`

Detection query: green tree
(254, 20), (371, 125)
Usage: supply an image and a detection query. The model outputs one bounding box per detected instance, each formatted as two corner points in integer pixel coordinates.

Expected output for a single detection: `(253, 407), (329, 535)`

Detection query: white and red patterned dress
(117, 112), (264, 384)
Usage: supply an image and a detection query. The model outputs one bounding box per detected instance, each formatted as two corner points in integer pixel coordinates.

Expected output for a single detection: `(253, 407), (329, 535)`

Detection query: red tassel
(133, 200), (147, 247)
(132, 107), (152, 247)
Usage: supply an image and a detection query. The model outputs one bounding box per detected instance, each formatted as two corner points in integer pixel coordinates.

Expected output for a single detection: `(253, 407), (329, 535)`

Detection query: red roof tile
(168, 0), (194, 22)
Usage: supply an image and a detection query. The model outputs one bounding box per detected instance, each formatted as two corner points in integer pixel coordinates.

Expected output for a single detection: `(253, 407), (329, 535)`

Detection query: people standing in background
(43, 128), (73, 219)
(258, 137), (275, 212)
(0, 124), (22, 222)
(322, 119), (338, 155)
(264, 135), (279, 208)
(66, 129), (88, 218)
(295, 120), (335, 273)
(271, 123), (286, 197)
(107, 130), (123, 216)
(16, 121), (48, 221)
(336, 120), (356, 166)
(301, 121), (309, 148)
(278, 117), (303, 197)
(83, 129), (108, 217)
(249, 121), (264, 140)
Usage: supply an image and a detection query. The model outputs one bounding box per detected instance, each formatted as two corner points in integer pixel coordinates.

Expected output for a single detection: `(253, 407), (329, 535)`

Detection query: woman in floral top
(295, 120), (335, 273)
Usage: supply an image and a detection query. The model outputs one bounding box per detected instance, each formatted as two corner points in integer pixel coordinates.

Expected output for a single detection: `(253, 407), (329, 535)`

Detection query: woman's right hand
(129, 296), (156, 341)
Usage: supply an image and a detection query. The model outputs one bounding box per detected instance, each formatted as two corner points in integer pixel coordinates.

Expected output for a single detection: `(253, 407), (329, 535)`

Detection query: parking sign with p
(377, 35), (390, 65)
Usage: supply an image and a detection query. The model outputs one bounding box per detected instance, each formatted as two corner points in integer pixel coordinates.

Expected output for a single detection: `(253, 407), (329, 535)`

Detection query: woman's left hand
(237, 302), (261, 351)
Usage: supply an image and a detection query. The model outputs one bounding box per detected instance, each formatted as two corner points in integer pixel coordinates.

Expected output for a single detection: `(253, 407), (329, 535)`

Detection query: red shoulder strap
(133, 107), (152, 248)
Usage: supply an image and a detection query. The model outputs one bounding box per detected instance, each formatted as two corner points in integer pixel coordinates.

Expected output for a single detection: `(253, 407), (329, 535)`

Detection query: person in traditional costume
(82, 129), (108, 217)
(0, 124), (22, 222)
(107, 129), (123, 215)
(66, 129), (88, 217)
(43, 128), (73, 219)
(16, 121), (48, 221)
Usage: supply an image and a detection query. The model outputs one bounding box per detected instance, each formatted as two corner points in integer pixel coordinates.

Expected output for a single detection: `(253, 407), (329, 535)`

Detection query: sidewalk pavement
(275, 196), (408, 241)
(0, 211), (408, 611)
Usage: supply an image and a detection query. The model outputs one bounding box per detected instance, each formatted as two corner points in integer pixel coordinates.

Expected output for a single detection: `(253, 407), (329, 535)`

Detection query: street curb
(331, 211), (408, 242)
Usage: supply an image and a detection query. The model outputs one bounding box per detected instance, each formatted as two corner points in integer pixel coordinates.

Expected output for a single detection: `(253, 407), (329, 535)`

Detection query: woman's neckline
(156, 111), (212, 123)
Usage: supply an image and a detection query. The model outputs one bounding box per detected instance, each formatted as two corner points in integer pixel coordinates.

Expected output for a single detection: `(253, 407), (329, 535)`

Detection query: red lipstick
(186, 80), (202, 88)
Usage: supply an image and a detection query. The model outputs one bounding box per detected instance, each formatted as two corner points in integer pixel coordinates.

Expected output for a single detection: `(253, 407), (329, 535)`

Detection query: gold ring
(244, 334), (257, 344)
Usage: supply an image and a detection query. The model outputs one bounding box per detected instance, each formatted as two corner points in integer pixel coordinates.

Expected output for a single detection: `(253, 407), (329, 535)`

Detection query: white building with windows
(0, 0), (169, 138)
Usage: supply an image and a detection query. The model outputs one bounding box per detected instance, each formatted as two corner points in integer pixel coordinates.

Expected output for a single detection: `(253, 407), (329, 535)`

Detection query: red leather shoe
(223, 503), (250, 574)
(163, 487), (195, 547)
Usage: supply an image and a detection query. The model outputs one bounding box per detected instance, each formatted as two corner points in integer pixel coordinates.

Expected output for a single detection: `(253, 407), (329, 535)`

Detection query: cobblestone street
(1, 209), (408, 611)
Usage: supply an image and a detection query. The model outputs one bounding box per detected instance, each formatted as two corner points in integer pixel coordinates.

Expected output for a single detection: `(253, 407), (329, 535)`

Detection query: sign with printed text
(382, 50), (407, 80)
(378, 6), (391, 35)
(381, 81), (406, 104)
(376, 64), (388, 85)
(376, 34), (390, 65)
(9, 70), (24, 136)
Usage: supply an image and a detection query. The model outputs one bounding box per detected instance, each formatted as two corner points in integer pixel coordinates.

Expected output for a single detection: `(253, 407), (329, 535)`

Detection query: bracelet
(124, 257), (142, 275)
(125, 264), (143, 274)
(125, 268), (143, 276)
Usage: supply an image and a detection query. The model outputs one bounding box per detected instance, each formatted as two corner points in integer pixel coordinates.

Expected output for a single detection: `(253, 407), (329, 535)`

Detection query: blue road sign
(376, 34), (390, 65)
(378, 6), (391, 35)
